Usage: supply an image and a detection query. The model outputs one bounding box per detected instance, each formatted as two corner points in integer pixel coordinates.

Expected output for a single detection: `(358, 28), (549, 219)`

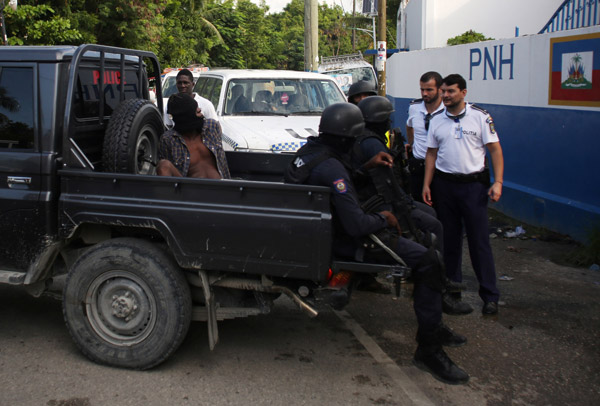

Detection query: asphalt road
(1, 231), (598, 406)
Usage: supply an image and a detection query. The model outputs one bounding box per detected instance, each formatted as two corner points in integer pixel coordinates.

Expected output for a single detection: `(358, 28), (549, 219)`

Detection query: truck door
(0, 65), (42, 271)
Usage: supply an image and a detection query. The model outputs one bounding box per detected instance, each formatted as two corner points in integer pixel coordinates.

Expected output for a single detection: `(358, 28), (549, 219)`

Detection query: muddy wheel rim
(86, 270), (157, 345)
(135, 129), (155, 175)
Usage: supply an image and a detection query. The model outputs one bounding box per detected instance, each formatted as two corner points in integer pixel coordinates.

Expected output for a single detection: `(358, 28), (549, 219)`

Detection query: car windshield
(326, 66), (376, 95)
(162, 76), (179, 98)
(223, 78), (345, 116)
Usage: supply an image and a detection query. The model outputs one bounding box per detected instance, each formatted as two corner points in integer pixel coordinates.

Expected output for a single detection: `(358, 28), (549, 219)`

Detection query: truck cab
(0, 45), (160, 277)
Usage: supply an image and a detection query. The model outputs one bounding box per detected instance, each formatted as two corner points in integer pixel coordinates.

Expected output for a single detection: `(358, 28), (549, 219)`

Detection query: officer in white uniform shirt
(422, 74), (504, 316)
(406, 71), (445, 202)
(164, 69), (217, 128)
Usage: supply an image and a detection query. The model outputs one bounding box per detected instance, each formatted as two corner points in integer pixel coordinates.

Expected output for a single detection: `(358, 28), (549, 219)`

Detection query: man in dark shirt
(157, 93), (230, 179)
(285, 103), (469, 385)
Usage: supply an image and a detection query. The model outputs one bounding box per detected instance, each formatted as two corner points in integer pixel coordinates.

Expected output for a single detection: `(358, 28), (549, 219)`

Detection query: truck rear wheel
(62, 238), (192, 370)
(103, 99), (164, 175)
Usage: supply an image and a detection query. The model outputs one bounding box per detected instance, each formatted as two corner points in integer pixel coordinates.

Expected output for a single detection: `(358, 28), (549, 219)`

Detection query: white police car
(192, 69), (346, 152)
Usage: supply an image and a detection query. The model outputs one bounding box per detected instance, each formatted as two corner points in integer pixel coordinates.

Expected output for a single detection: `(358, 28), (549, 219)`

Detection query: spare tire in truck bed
(103, 98), (164, 175)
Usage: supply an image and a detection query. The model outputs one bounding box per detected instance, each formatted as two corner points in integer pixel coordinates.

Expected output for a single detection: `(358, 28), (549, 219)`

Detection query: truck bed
(59, 152), (333, 282)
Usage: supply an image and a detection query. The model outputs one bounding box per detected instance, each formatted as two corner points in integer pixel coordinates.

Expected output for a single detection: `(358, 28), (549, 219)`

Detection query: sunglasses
(424, 113), (432, 131)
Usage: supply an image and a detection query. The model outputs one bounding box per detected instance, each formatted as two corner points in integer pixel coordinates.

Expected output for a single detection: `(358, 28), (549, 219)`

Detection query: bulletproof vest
(352, 128), (385, 165)
(284, 153), (330, 184)
(284, 138), (346, 184)
(353, 129), (411, 193)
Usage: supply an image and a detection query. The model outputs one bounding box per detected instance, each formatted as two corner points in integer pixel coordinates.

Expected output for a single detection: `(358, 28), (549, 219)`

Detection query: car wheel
(62, 238), (192, 370)
(103, 99), (164, 175)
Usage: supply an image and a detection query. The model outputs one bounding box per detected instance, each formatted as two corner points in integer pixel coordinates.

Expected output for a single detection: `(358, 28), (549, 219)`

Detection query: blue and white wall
(387, 26), (600, 242)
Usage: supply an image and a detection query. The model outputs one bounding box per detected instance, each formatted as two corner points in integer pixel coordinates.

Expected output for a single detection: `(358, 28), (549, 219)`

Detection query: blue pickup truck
(0, 45), (402, 370)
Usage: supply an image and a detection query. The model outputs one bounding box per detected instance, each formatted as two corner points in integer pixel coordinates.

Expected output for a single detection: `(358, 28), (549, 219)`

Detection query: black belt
(408, 156), (425, 174)
(435, 168), (489, 185)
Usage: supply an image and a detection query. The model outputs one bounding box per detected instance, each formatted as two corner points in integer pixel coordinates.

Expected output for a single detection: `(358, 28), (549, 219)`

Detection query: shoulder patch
(410, 98), (423, 105)
(333, 178), (348, 194)
(293, 156), (305, 168)
(486, 116), (496, 134)
(470, 103), (488, 115)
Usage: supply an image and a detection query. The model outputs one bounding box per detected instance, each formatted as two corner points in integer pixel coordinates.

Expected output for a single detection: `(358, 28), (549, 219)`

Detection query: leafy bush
(447, 30), (493, 46)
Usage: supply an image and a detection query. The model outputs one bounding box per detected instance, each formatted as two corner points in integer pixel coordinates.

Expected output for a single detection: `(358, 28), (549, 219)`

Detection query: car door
(196, 76), (222, 113)
(0, 64), (43, 271)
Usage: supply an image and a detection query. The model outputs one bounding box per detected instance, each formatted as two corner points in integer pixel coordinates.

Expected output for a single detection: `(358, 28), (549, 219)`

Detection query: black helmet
(347, 80), (377, 99)
(319, 103), (365, 138)
(357, 96), (394, 123)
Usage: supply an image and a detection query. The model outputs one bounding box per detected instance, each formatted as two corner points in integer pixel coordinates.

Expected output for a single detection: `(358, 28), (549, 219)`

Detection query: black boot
(442, 292), (473, 315)
(444, 278), (466, 293)
(438, 323), (467, 347)
(413, 345), (469, 385)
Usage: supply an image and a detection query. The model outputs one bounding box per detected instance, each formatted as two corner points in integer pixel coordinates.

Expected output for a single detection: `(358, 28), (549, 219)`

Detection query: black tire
(62, 238), (192, 370)
(103, 99), (164, 175)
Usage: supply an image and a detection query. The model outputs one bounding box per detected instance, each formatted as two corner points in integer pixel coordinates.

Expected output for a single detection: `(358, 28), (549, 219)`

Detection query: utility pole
(0, 0), (17, 46)
(352, 0), (356, 52)
(376, 0), (386, 96)
(304, 0), (318, 72)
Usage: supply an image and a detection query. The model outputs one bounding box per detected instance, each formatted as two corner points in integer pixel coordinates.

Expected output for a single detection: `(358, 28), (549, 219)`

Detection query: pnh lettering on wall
(470, 44), (515, 80)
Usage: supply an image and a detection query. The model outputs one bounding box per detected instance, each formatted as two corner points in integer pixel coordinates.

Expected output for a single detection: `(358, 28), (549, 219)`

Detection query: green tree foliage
(319, 3), (352, 57)
(3, 0), (385, 71)
(159, 0), (222, 67)
(209, 0), (277, 69)
(91, 0), (169, 54)
(447, 30), (493, 46)
(386, 0), (400, 48)
(4, 4), (83, 45)
(271, 0), (305, 70)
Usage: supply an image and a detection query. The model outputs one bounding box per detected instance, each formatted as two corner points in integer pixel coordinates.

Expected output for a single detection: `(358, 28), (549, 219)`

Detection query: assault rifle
(367, 164), (424, 245)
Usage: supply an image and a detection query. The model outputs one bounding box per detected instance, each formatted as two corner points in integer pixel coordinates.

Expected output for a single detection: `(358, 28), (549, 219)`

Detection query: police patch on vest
(333, 178), (347, 193)
(486, 117), (496, 134)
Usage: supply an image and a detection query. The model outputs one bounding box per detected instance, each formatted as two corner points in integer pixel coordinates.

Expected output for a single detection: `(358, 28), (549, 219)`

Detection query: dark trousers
(366, 237), (442, 333)
(431, 177), (499, 303)
(411, 201), (444, 252)
(409, 157), (425, 203)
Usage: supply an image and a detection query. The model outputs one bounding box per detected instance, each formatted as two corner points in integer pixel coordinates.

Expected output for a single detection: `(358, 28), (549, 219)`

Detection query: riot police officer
(347, 80), (377, 105)
(354, 96), (445, 253)
(285, 103), (469, 385)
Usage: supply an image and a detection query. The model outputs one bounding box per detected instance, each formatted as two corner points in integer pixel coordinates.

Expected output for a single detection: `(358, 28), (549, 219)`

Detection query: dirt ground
(1, 209), (598, 406)
(346, 209), (600, 406)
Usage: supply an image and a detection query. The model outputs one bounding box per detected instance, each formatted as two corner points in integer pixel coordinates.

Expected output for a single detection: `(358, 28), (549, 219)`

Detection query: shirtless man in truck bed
(157, 93), (230, 179)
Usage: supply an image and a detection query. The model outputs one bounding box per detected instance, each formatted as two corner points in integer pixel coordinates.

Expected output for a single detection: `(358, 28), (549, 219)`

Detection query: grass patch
(564, 227), (600, 267)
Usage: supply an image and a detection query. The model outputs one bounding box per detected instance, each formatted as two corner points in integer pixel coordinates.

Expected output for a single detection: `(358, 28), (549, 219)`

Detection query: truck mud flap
(193, 272), (318, 351)
(198, 270), (219, 350)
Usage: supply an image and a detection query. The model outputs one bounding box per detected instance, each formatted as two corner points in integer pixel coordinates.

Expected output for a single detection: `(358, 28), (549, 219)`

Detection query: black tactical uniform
(354, 96), (444, 253)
